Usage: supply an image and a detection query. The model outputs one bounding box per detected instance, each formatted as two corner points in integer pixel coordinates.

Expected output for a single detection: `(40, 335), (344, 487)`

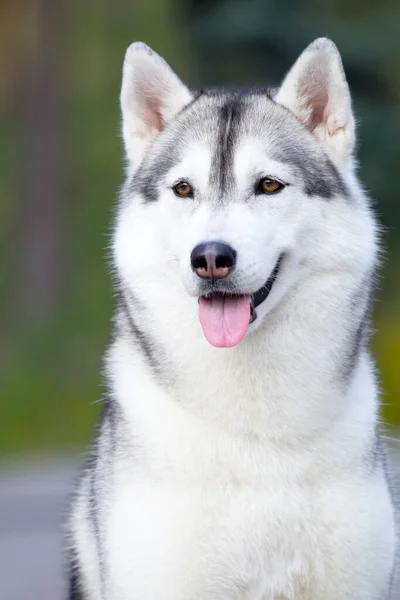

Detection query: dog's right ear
(120, 42), (192, 169)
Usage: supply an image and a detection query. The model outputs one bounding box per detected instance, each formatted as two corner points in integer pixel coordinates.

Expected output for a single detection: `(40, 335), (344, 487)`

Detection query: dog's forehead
(134, 91), (347, 202)
(178, 92), (310, 153)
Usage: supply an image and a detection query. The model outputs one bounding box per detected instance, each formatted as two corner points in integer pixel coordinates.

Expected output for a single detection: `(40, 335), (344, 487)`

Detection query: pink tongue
(199, 295), (251, 348)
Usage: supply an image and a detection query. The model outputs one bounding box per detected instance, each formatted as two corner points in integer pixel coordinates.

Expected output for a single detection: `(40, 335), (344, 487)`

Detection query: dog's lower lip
(251, 255), (282, 310)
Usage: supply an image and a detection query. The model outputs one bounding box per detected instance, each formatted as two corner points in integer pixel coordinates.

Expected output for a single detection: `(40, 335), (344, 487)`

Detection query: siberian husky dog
(67, 38), (396, 599)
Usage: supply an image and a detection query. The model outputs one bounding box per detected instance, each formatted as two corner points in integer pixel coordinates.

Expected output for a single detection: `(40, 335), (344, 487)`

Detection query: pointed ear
(274, 38), (355, 165)
(120, 42), (192, 169)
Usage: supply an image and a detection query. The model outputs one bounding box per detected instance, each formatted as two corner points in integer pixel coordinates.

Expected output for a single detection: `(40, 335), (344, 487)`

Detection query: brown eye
(257, 177), (283, 194)
(173, 181), (193, 197)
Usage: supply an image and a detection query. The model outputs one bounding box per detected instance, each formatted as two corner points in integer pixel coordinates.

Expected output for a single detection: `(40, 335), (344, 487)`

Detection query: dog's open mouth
(198, 256), (282, 348)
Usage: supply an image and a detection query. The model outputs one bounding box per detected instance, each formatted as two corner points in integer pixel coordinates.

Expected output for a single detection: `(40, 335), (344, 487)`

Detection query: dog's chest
(105, 441), (314, 600)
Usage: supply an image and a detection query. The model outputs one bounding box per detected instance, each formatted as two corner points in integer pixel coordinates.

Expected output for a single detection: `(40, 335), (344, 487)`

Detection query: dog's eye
(173, 181), (193, 198)
(256, 178), (283, 194)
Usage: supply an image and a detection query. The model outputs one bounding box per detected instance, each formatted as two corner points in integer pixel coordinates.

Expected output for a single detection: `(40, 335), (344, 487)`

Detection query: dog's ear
(120, 42), (192, 169)
(275, 38), (355, 165)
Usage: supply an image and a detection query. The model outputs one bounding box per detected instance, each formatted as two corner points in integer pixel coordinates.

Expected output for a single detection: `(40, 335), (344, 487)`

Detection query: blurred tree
(17, 0), (68, 323)
(1, 0), (69, 326)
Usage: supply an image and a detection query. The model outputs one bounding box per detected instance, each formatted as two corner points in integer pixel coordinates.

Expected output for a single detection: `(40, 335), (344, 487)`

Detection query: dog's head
(114, 39), (376, 348)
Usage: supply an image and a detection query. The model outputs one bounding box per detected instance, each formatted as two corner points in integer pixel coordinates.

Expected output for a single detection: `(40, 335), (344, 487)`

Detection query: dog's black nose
(191, 242), (236, 279)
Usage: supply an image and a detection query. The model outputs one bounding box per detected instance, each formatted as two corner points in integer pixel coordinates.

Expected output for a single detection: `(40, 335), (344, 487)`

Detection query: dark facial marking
(129, 140), (181, 203)
(128, 87), (347, 204)
(272, 143), (348, 199)
(209, 92), (347, 200)
(210, 97), (243, 196)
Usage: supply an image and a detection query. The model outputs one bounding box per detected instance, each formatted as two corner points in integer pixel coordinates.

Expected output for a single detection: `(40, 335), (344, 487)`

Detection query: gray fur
(270, 141), (348, 199)
(89, 403), (116, 596)
(210, 96), (242, 195)
(130, 140), (182, 203)
(118, 290), (161, 374)
(67, 401), (117, 599)
(342, 272), (377, 385)
(126, 89), (348, 205)
(67, 548), (84, 600)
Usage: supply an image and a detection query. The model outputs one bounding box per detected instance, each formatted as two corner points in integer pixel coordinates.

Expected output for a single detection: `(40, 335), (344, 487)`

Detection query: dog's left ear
(275, 38), (355, 165)
(120, 42), (192, 170)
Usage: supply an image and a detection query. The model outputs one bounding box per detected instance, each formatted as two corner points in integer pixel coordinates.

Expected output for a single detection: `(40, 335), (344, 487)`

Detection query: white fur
(70, 39), (396, 599)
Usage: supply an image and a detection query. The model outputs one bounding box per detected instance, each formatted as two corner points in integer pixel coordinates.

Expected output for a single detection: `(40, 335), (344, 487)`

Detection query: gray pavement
(0, 457), (77, 600)
(0, 446), (399, 600)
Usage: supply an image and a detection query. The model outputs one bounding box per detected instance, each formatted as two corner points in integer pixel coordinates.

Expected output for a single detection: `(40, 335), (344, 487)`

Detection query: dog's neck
(111, 268), (375, 444)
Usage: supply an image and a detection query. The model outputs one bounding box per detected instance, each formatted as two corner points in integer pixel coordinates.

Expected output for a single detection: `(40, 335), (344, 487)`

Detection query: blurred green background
(1, 0), (399, 456)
